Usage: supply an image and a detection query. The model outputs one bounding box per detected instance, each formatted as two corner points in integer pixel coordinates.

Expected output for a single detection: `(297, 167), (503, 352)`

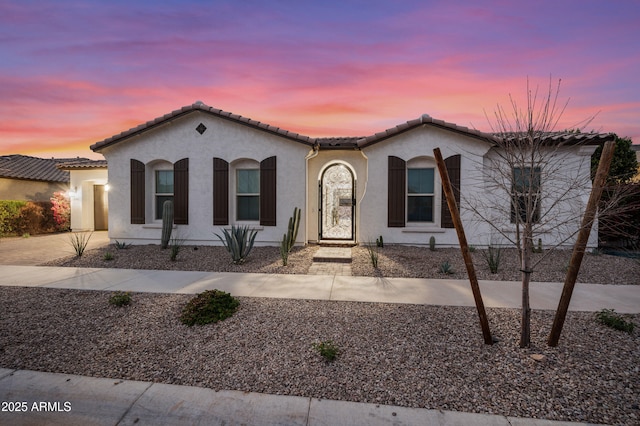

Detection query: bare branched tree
(464, 77), (613, 347)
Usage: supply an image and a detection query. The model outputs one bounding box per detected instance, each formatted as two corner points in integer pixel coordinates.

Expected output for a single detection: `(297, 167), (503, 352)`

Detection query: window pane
(237, 195), (259, 220)
(408, 195), (433, 222)
(511, 194), (540, 223)
(237, 169), (260, 194)
(513, 167), (540, 193)
(408, 168), (434, 194)
(156, 170), (174, 194)
(155, 196), (174, 220)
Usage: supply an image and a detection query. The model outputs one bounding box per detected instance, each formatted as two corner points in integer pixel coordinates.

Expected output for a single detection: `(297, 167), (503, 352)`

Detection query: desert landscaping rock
(0, 286), (638, 425)
(11, 242), (639, 424)
(45, 243), (639, 285)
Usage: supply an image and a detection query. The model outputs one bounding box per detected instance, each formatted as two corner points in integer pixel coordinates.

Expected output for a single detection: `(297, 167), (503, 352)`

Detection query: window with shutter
(154, 169), (173, 220)
(213, 158), (229, 225)
(388, 156), (406, 227)
(130, 159), (145, 224)
(260, 156), (276, 226)
(441, 154), (461, 228)
(407, 168), (435, 222)
(174, 158), (188, 224)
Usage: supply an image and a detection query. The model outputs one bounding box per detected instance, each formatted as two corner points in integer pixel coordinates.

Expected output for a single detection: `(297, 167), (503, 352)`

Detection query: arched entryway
(319, 163), (355, 240)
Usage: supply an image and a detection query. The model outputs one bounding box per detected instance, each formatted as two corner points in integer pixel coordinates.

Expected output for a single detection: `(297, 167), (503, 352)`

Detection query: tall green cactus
(280, 207), (301, 266)
(161, 200), (174, 249)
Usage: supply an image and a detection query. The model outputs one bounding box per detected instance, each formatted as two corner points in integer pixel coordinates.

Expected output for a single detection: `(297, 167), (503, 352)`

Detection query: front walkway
(1, 265), (638, 313)
(308, 246), (353, 275)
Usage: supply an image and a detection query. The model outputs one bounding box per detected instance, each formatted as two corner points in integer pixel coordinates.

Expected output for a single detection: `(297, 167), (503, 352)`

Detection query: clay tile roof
(499, 131), (615, 146)
(90, 102), (614, 153)
(0, 154), (69, 182)
(356, 114), (496, 148)
(56, 158), (108, 170)
(91, 101), (317, 152)
(0, 155), (71, 182)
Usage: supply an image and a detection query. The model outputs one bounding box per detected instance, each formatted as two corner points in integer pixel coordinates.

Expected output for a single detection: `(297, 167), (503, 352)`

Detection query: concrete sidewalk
(1, 265), (631, 425)
(0, 265), (638, 313)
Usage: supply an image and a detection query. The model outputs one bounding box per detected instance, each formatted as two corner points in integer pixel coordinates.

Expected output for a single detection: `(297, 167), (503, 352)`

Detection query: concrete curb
(0, 369), (600, 426)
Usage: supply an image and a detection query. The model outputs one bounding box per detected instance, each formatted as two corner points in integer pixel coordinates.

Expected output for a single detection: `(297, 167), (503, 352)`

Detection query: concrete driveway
(0, 231), (110, 265)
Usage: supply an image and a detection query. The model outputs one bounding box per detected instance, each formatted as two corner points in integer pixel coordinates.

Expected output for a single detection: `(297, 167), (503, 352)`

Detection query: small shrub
(468, 245), (476, 253)
(17, 202), (45, 235)
(376, 236), (384, 248)
(22, 233), (30, 238)
(109, 291), (132, 307)
(365, 241), (379, 268)
(180, 290), (239, 326)
(429, 236), (436, 251)
(69, 231), (93, 257)
(0, 200), (26, 236)
(439, 260), (454, 274)
(596, 309), (635, 333)
(590, 247), (602, 256)
(312, 340), (339, 362)
(115, 240), (130, 250)
(482, 245), (502, 274)
(103, 251), (114, 261)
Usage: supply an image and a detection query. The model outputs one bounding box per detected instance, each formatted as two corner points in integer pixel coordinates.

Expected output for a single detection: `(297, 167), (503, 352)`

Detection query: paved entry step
(313, 247), (352, 263)
(308, 262), (352, 276)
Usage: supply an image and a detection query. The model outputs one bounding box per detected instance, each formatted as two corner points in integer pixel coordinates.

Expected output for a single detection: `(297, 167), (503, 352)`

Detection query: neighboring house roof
(90, 101), (614, 152)
(0, 155), (72, 183)
(56, 158), (108, 170)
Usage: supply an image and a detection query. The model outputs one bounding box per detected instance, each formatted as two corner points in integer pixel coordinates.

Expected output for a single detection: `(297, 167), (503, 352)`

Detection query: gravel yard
(0, 286), (638, 425)
(45, 242), (639, 285)
(5, 243), (638, 424)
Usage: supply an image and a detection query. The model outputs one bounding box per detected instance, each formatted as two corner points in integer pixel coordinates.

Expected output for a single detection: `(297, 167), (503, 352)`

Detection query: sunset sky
(1, 0), (638, 159)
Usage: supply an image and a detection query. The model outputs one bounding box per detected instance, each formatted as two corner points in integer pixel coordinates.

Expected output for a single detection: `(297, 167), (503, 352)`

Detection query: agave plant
(215, 225), (258, 264)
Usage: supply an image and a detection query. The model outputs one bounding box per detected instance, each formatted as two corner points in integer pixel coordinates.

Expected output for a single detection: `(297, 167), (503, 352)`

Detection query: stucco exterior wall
(0, 177), (67, 202)
(68, 169), (108, 231)
(100, 112), (310, 245)
(359, 126), (492, 247)
(465, 145), (598, 248)
(96, 109), (600, 249)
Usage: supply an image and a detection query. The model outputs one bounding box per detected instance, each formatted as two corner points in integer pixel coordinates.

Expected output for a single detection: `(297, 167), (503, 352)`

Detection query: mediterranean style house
(87, 101), (610, 248)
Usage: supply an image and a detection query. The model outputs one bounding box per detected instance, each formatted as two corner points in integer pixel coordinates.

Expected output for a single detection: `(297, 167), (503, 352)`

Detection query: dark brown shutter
(441, 154), (461, 228)
(388, 156), (406, 227)
(260, 156), (277, 226)
(213, 158), (229, 225)
(174, 158), (189, 224)
(130, 159), (145, 224)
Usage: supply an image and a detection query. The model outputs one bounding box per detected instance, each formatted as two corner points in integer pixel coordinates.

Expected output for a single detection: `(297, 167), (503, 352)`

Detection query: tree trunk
(520, 223), (533, 348)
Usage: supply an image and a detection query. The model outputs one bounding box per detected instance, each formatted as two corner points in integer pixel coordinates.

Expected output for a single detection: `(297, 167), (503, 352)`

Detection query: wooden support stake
(547, 140), (616, 347)
(434, 148), (493, 345)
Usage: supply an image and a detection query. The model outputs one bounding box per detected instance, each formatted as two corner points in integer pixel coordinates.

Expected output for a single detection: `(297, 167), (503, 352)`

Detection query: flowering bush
(51, 191), (70, 231)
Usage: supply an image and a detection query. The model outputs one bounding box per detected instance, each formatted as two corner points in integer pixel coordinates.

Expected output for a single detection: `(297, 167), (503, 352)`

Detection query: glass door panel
(321, 164), (353, 240)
